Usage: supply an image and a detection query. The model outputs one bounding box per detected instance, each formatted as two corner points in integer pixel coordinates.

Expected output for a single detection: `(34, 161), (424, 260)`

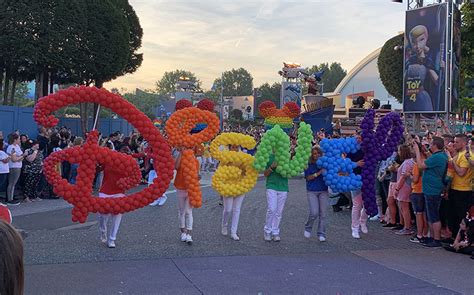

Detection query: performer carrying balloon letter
(304, 146), (329, 242)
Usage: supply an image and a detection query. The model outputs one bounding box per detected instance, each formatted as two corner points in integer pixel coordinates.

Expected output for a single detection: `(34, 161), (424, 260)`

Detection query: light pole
(219, 73), (224, 131)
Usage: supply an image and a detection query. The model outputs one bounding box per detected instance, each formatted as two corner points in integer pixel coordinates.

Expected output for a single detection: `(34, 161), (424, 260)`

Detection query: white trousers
(222, 195), (245, 235)
(98, 193), (124, 241)
(177, 189), (193, 230)
(264, 189), (288, 235)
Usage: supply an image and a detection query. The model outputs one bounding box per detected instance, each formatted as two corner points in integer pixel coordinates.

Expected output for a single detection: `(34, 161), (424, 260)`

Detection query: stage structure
(175, 76), (201, 103)
(277, 62), (335, 134)
(401, 0), (461, 132)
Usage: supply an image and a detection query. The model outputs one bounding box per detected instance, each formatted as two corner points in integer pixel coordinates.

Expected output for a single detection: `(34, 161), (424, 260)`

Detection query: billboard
(280, 82), (302, 108)
(403, 3), (447, 113)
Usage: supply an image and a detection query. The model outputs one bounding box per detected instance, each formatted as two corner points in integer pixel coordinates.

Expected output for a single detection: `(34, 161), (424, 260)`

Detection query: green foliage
(461, 3), (474, 89)
(0, 0), (143, 104)
(155, 69), (201, 96)
(213, 68), (253, 97)
(255, 82), (281, 117)
(460, 97), (474, 112)
(305, 62), (347, 93)
(378, 34), (404, 103)
(122, 88), (167, 119)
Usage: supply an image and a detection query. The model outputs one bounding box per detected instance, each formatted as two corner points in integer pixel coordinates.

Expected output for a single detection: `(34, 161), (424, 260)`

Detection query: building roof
(325, 48), (382, 96)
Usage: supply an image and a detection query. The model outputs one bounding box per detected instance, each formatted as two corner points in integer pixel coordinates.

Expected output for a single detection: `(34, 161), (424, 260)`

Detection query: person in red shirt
(98, 144), (133, 248)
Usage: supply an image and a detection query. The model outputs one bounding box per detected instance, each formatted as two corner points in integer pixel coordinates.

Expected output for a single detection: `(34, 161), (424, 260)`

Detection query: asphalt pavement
(12, 173), (474, 294)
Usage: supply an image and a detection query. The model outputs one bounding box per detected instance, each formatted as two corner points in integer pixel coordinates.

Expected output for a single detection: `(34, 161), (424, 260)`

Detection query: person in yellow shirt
(447, 134), (474, 239)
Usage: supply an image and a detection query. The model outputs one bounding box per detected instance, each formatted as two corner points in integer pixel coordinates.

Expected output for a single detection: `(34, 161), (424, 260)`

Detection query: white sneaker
(231, 234), (240, 241)
(369, 214), (380, 221)
(352, 228), (360, 239)
(107, 240), (116, 248)
(221, 226), (228, 236)
(157, 195), (168, 206)
(319, 236), (326, 242)
(264, 232), (272, 242)
(304, 231), (311, 238)
(186, 234), (193, 245)
(149, 199), (160, 207)
(100, 232), (107, 243)
(180, 232), (187, 242)
(273, 235), (281, 242)
(360, 224), (368, 234)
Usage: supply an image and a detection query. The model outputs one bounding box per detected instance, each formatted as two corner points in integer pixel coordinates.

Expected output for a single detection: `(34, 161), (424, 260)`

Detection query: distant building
(224, 95), (254, 120)
(325, 48), (402, 118)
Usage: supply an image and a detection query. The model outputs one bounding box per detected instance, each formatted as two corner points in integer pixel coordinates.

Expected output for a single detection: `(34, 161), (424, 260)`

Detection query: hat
(0, 204), (12, 224)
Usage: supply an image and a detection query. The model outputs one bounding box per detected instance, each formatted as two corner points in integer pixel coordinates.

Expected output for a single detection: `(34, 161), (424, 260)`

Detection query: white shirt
(0, 151), (9, 173)
(7, 144), (23, 169)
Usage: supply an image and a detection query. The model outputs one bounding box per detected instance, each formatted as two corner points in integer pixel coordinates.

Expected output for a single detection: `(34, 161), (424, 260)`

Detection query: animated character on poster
(403, 4), (447, 113)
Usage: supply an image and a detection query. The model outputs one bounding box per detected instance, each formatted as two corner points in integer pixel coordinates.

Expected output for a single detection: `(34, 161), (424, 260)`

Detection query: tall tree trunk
(80, 103), (89, 136)
(34, 72), (43, 102)
(9, 77), (17, 104)
(49, 74), (54, 94)
(92, 80), (104, 130)
(3, 68), (10, 105)
(42, 70), (49, 96)
(0, 68), (4, 98)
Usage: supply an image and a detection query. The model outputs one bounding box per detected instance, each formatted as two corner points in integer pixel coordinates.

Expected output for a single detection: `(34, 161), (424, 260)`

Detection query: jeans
(177, 189), (193, 230)
(351, 191), (368, 230)
(0, 173), (8, 198)
(304, 191), (329, 237)
(7, 168), (21, 202)
(264, 189), (288, 235)
(98, 193), (124, 241)
(222, 195), (245, 235)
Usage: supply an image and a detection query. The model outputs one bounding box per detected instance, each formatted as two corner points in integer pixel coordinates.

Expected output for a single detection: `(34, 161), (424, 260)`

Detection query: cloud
(106, 0), (406, 92)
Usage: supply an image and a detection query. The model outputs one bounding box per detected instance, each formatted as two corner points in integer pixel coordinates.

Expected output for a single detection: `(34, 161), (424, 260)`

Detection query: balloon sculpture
(33, 86), (175, 223)
(253, 123), (313, 178)
(259, 100), (300, 130)
(360, 109), (404, 216)
(210, 133), (258, 196)
(0, 203), (12, 224)
(318, 137), (362, 192)
(165, 101), (220, 208)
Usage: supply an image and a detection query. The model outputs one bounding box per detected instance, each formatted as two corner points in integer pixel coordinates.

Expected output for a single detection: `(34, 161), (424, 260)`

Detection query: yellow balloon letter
(210, 133), (258, 197)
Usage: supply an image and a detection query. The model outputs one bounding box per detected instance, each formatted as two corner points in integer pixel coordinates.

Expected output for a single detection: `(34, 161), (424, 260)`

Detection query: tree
(459, 97), (474, 124)
(305, 62), (347, 93)
(460, 3), (474, 94)
(212, 68), (253, 97)
(230, 108), (243, 121)
(255, 82), (281, 117)
(378, 34), (404, 103)
(155, 69), (201, 96)
(122, 88), (167, 119)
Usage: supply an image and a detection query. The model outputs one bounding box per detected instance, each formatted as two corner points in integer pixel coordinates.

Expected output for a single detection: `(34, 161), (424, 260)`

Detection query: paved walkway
(15, 176), (474, 294)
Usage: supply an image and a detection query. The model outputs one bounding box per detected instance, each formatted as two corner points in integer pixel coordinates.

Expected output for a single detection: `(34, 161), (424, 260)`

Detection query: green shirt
(265, 155), (289, 192)
(421, 151), (448, 196)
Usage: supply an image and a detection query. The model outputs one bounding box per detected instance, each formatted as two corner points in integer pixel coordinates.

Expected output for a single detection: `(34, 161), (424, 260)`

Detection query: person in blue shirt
(303, 146), (329, 242)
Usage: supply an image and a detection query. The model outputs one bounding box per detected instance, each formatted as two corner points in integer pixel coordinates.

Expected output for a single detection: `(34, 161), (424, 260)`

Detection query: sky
(105, 0), (407, 92)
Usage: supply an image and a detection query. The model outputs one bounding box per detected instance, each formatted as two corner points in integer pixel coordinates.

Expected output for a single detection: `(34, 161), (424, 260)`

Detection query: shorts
(396, 185), (412, 202)
(388, 182), (397, 199)
(424, 194), (442, 223)
(410, 193), (425, 213)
